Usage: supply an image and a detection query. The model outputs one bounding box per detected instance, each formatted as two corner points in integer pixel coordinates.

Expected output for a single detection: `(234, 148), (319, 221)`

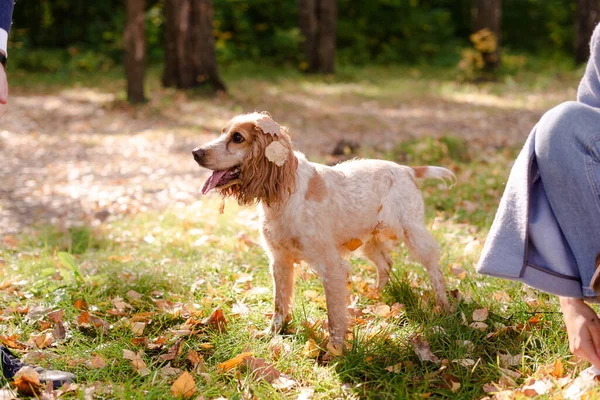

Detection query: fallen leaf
(160, 363), (182, 378)
(499, 352), (522, 367)
(216, 352), (253, 373)
(373, 304), (391, 318)
(243, 357), (281, 383)
(231, 300), (250, 316)
(386, 363), (402, 373)
(187, 350), (207, 373)
(202, 308), (227, 333)
(472, 308), (488, 322)
(158, 338), (183, 362)
(301, 339), (320, 358)
(126, 290), (143, 300)
(46, 309), (64, 323)
(469, 322), (488, 331)
(170, 371), (197, 399)
(303, 290), (319, 299)
(74, 299), (88, 311)
(123, 349), (150, 376)
(89, 355), (106, 369)
(343, 238), (363, 251)
(13, 367), (43, 396)
(256, 116), (281, 136)
(269, 336), (291, 361)
(522, 378), (553, 397)
(326, 342), (343, 357)
(450, 265), (467, 280)
(442, 373), (461, 393)
(297, 387), (315, 400)
(410, 336), (440, 364)
(265, 141), (289, 166)
(27, 331), (54, 349)
(271, 375), (298, 390)
(52, 321), (67, 340)
(452, 359), (476, 367)
(0, 334), (25, 350)
(130, 322), (146, 336)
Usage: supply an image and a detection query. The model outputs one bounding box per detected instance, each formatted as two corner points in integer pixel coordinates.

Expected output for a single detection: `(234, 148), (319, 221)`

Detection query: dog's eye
(232, 132), (245, 143)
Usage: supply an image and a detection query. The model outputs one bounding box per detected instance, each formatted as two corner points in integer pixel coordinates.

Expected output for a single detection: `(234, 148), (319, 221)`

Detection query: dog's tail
(411, 166), (456, 188)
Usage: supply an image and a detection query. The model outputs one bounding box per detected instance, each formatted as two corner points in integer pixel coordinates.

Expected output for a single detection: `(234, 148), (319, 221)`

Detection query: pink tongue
(202, 170), (228, 194)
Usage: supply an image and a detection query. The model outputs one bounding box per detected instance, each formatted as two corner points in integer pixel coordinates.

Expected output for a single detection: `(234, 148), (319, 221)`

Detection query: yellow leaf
(170, 371), (197, 399)
(326, 342), (343, 357)
(216, 352), (253, 373)
(301, 339), (320, 358)
(374, 304), (391, 318)
(13, 367), (43, 397)
(303, 290), (319, 299)
(343, 238), (363, 251)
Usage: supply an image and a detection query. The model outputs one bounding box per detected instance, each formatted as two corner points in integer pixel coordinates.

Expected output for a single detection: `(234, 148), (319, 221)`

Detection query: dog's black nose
(192, 148), (205, 163)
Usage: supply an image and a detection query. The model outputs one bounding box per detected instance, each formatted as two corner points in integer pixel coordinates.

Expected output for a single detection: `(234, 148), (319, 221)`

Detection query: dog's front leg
(321, 258), (350, 348)
(270, 256), (295, 334)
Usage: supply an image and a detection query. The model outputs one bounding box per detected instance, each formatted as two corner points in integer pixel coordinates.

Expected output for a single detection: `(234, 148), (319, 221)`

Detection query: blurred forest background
(10, 0), (600, 102)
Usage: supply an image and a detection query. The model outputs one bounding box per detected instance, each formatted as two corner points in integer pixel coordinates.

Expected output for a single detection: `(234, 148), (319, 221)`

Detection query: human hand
(560, 296), (600, 368)
(0, 62), (7, 119)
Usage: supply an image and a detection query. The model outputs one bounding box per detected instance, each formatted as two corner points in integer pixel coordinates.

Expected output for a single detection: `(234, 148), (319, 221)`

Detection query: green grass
(0, 147), (581, 399)
(1, 59), (595, 398)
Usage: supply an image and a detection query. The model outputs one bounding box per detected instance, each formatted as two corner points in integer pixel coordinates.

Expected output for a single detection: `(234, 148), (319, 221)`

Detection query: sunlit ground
(0, 63), (594, 399)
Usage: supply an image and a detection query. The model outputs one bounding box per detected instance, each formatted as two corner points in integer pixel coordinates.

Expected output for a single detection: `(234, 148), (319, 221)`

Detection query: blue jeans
(535, 101), (600, 296)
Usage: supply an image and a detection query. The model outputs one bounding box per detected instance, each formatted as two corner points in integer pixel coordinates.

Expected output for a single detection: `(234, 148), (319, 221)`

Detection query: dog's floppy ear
(230, 115), (297, 207)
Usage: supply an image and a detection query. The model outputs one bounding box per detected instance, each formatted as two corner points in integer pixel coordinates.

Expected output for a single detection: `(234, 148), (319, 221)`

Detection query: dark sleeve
(0, 0), (13, 33)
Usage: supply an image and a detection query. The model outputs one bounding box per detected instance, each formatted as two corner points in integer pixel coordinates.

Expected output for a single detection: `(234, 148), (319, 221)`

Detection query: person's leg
(0, 346), (75, 388)
(535, 101), (600, 296)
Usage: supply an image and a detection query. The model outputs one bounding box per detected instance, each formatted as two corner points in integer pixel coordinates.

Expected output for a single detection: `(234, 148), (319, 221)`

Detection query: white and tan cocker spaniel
(193, 112), (453, 350)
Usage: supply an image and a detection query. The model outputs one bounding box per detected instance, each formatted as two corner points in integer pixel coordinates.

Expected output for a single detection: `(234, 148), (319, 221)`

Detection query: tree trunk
(162, 0), (226, 92)
(298, 0), (336, 73)
(124, 0), (146, 104)
(575, 0), (600, 64)
(472, 0), (502, 71)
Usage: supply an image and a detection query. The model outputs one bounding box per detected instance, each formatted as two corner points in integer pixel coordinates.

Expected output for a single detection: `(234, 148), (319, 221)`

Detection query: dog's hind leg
(402, 223), (450, 311)
(363, 239), (394, 290)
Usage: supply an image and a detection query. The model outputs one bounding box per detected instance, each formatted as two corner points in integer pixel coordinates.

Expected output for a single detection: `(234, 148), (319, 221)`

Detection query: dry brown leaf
(126, 290), (143, 300)
(472, 308), (488, 322)
(256, 116), (281, 136)
(271, 375), (298, 390)
(0, 334), (25, 350)
(410, 336), (440, 364)
(158, 338), (183, 362)
(343, 238), (363, 251)
(265, 141), (290, 166)
(47, 309), (64, 323)
(244, 356), (282, 383)
(442, 373), (461, 393)
(77, 311), (110, 334)
(130, 322), (146, 336)
(89, 355), (107, 369)
(373, 304), (391, 318)
(498, 352), (522, 367)
(27, 331), (54, 349)
(202, 308), (227, 333)
(301, 339), (320, 358)
(13, 367), (43, 397)
(187, 350), (207, 373)
(450, 265), (467, 280)
(170, 371), (197, 399)
(452, 359), (476, 367)
(326, 342), (343, 357)
(469, 322), (488, 331)
(216, 352), (253, 373)
(385, 363), (402, 373)
(73, 299), (88, 311)
(52, 321), (67, 340)
(123, 349), (150, 376)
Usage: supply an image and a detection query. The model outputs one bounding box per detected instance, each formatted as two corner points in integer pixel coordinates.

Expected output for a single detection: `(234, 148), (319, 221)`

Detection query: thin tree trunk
(317, 0), (336, 73)
(298, 0), (319, 72)
(472, 0), (502, 71)
(162, 0), (225, 91)
(125, 0), (146, 103)
(575, 0), (600, 64)
(298, 0), (336, 73)
(192, 0), (226, 91)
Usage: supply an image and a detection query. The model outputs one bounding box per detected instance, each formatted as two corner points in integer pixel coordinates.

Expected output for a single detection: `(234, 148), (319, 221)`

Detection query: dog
(193, 112), (453, 349)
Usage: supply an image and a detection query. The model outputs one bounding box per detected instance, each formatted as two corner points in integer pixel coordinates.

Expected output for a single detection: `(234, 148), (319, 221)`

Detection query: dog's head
(192, 112), (298, 207)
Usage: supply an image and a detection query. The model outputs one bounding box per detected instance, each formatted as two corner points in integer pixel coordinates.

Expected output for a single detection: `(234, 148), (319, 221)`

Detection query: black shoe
(0, 346), (76, 389)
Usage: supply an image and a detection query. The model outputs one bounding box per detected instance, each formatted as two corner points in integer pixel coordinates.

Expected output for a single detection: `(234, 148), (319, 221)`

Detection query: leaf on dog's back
(256, 116), (281, 136)
(343, 238), (363, 251)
